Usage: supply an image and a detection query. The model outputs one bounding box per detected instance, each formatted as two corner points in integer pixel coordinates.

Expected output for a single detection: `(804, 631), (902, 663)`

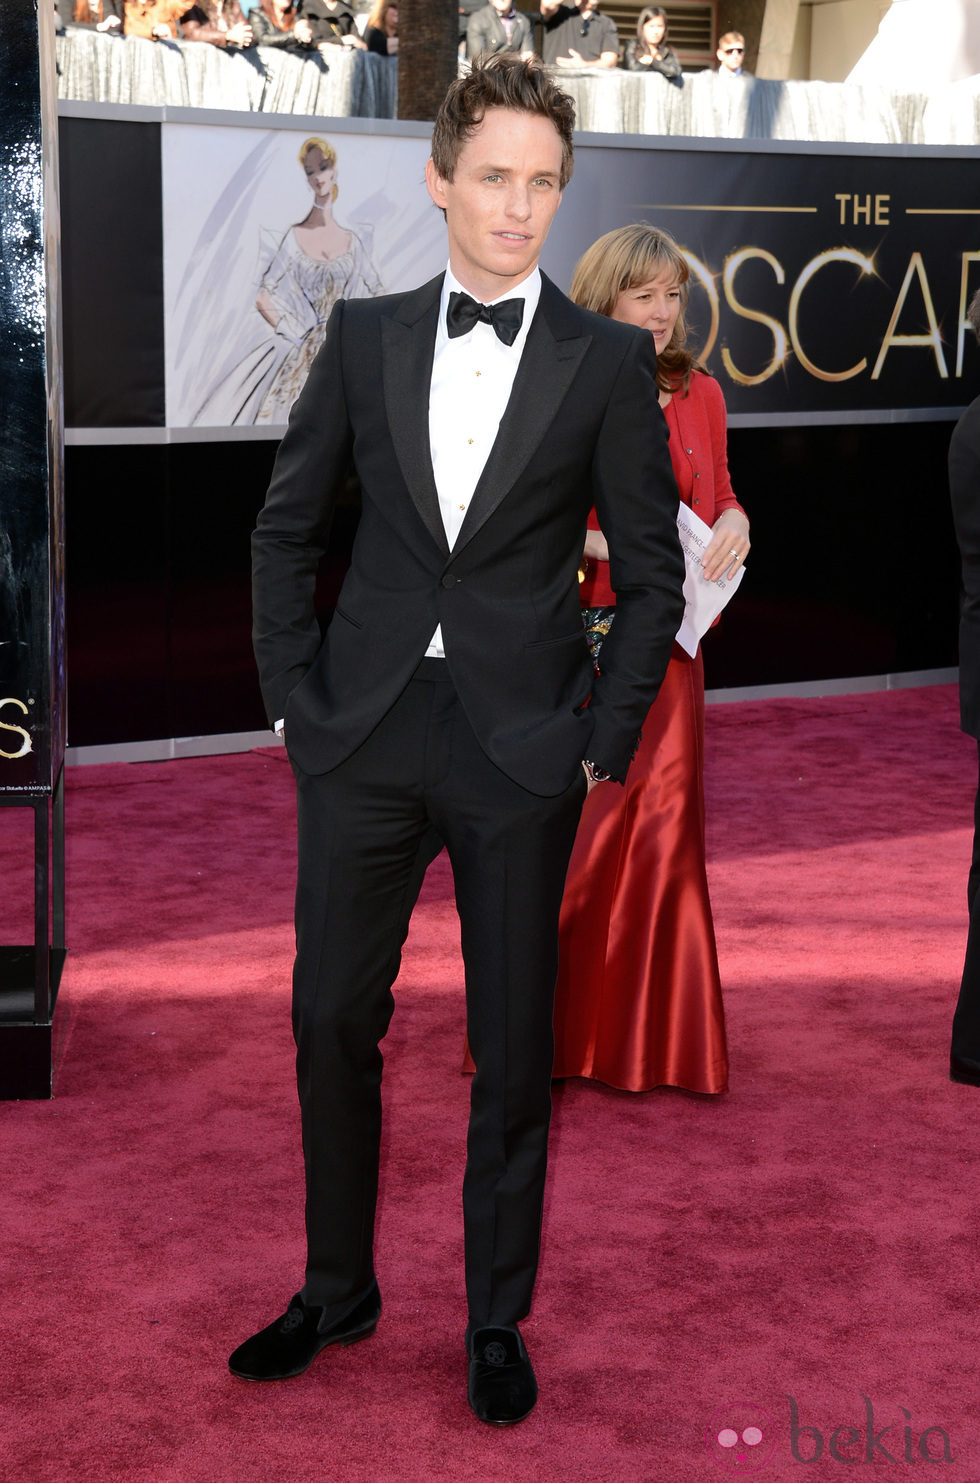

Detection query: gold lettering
(956, 251), (980, 376)
(871, 251), (948, 380)
(720, 248), (787, 387)
(0, 697), (33, 760)
(788, 249), (874, 383)
(680, 248), (719, 363)
(833, 193), (889, 226)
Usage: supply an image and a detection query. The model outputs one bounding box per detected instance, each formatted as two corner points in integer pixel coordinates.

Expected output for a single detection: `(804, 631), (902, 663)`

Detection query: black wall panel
(63, 424), (958, 748)
(59, 118), (165, 427)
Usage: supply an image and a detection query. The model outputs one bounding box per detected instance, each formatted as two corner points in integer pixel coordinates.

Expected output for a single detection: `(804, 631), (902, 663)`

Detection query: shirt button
(693, 497), (700, 504)
(694, 472), (700, 479)
(686, 448), (693, 454)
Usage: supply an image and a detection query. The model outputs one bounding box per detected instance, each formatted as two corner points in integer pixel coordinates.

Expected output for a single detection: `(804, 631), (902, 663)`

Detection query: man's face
(490, 0), (511, 12)
(718, 40), (744, 72)
(425, 107), (564, 302)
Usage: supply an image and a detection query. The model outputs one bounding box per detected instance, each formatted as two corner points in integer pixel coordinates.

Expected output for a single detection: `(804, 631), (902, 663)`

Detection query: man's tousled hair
(430, 54), (576, 189)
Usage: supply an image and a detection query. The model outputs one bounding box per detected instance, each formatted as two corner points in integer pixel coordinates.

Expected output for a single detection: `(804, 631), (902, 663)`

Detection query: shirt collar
(438, 264), (542, 353)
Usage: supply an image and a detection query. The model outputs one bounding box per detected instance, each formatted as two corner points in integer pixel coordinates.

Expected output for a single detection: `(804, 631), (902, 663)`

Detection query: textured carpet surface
(2, 684), (978, 1481)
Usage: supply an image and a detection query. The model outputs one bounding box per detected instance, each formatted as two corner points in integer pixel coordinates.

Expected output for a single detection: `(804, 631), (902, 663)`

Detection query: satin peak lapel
(454, 284), (592, 555)
(381, 276), (449, 556)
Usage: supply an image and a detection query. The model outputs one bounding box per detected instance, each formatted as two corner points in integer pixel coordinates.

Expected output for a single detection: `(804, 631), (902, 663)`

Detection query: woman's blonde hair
(298, 137), (339, 202)
(569, 222), (707, 394)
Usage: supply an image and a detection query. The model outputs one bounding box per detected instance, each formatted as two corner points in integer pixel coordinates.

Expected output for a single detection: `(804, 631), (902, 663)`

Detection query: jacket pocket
(524, 629), (588, 651)
(333, 605), (364, 629)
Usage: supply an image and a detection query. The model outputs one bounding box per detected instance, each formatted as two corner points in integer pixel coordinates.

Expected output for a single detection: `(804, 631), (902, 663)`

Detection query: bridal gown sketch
(190, 135), (383, 426)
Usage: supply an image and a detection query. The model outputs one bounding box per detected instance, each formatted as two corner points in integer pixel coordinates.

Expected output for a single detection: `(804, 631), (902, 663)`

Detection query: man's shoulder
(539, 283), (653, 372)
(340, 275), (443, 325)
(952, 395), (980, 455)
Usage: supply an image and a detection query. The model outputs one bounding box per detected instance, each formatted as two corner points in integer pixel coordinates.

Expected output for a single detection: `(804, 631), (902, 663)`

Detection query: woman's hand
(702, 510), (750, 582)
(583, 528), (609, 563)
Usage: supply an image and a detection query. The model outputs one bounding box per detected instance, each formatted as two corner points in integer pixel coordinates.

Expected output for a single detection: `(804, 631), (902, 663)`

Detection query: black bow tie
(447, 291), (525, 347)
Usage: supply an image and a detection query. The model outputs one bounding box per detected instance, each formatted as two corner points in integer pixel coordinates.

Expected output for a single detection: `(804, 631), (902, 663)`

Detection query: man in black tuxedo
(950, 288), (980, 1086)
(230, 56), (684, 1422)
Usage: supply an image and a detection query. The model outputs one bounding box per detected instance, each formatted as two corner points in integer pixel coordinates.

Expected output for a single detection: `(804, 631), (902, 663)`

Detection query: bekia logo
(705, 1405), (776, 1471)
(705, 1396), (955, 1469)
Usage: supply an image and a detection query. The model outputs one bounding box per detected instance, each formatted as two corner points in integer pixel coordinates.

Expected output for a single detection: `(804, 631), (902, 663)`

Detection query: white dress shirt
(425, 264), (541, 658)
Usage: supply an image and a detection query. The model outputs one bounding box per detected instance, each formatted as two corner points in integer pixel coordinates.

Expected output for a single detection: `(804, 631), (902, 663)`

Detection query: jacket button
(441, 573), (458, 589)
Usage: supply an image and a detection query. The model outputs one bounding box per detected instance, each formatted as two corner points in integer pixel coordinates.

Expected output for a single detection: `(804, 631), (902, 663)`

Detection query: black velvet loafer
(467, 1324), (537, 1425)
(950, 1053), (980, 1086)
(228, 1281), (381, 1381)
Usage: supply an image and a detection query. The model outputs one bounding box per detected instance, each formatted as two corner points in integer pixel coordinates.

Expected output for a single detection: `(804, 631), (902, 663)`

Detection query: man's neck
(447, 261), (540, 305)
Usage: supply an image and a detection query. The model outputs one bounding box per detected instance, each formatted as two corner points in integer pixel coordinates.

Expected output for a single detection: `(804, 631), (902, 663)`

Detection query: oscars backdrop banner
(551, 141), (980, 424)
(2, 3), (64, 794)
(59, 115), (979, 433)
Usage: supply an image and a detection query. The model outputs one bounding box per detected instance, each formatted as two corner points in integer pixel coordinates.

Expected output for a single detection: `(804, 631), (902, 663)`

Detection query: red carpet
(2, 684), (978, 1480)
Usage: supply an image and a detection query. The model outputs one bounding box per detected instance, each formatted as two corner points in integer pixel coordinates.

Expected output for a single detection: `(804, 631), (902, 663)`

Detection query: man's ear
(425, 157), (448, 212)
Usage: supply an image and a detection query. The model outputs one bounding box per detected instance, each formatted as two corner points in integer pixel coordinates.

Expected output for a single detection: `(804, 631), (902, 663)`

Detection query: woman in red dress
(552, 223), (750, 1093)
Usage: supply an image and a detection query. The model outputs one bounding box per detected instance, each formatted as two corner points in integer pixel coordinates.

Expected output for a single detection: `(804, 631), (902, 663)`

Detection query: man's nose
(505, 187), (532, 219)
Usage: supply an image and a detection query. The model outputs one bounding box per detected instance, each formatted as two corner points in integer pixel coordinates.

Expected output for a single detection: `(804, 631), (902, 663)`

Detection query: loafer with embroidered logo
(229, 1281), (381, 1381)
(466, 1324), (537, 1425)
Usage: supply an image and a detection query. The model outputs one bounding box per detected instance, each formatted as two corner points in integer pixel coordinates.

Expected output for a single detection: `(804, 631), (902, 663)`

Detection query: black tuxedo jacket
(252, 272), (685, 794)
(951, 395), (980, 739)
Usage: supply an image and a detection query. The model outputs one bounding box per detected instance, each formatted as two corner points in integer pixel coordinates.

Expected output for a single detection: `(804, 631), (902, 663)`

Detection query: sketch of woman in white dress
(190, 134), (382, 426)
(254, 136), (382, 422)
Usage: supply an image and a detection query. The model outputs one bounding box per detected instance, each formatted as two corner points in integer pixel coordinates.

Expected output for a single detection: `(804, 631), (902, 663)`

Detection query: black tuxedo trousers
(293, 660), (586, 1326)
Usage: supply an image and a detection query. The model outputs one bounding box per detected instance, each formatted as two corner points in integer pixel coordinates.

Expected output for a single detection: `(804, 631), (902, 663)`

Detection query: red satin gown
(552, 373), (742, 1093)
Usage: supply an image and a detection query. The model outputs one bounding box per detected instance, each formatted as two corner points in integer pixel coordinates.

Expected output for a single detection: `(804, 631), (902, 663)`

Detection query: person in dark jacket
(622, 5), (681, 83)
(364, 0), (397, 53)
(181, 0), (254, 46)
(950, 288), (980, 1086)
(297, 0), (364, 48)
(249, 0), (304, 47)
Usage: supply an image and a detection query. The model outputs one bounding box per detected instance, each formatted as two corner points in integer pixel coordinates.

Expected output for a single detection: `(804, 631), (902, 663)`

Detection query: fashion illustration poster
(163, 123), (445, 428)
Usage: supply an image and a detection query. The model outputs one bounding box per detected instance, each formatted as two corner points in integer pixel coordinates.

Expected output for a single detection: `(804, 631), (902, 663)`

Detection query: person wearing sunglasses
(716, 29), (747, 76)
(541, 0), (620, 69)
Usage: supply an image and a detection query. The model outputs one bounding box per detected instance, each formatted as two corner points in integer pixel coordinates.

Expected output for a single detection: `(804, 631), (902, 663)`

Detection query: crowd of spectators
(57, 0), (750, 80)
(55, 0), (369, 50)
